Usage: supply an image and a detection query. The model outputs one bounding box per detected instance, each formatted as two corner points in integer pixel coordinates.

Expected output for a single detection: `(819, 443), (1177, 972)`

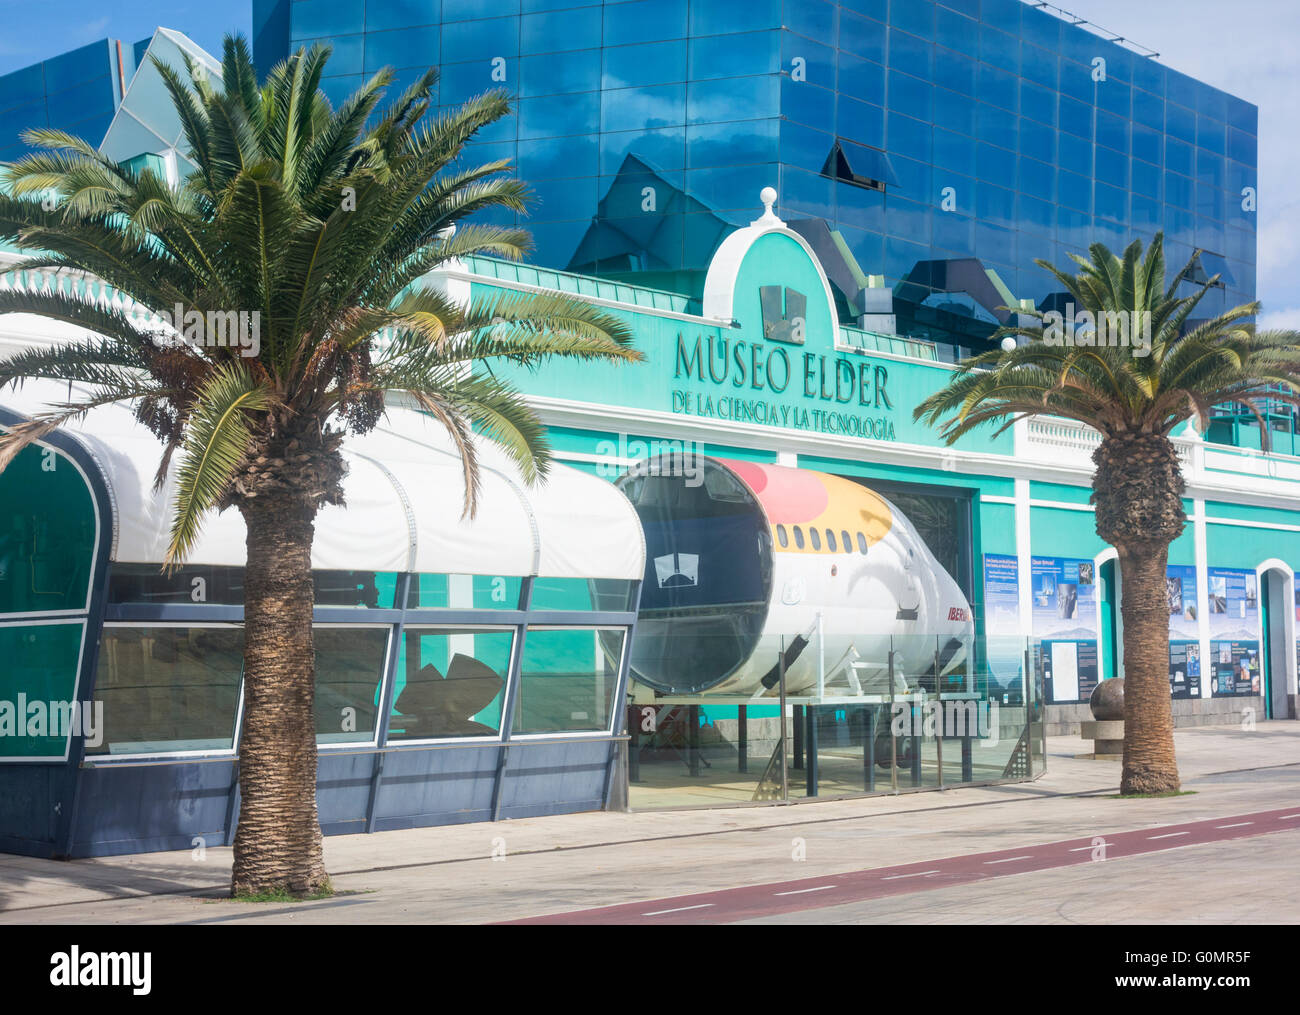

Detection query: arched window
(841, 530), (852, 553)
(776, 524), (788, 548)
(809, 528), (821, 551)
(793, 526), (805, 549)
(856, 532), (868, 554)
(825, 529), (837, 552)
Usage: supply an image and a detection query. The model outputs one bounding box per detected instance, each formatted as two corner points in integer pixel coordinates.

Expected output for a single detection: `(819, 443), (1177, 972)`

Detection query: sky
(0, 0), (1293, 327)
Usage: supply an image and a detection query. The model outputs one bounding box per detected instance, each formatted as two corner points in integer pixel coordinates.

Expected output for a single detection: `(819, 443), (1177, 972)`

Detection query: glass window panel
(783, 78), (834, 134)
(933, 208), (973, 251)
(886, 69), (930, 121)
(300, 33), (362, 75)
(688, 76), (777, 126)
(932, 88), (975, 136)
(441, 16), (519, 63)
(890, 29), (933, 81)
(1017, 116), (1053, 163)
(933, 49), (975, 96)
(603, 40), (687, 90)
(838, 50), (885, 100)
(690, 0), (779, 36)
(1095, 181), (1127, 223)
(604, 0), (687, 47)
(603, 82), (686, 133)
(320, 74), (364, 109)
(836, 94), (884, 148)
(292, 0), (363, 36)
(531, 577), (637, 612)
(389, 628), (512, 739)
(690, 30), (779, 80)
(366, 0), (441, 31)
(89, 626), (244, 755)
(0, 443), (95, 615)
(787, 0), (835, 39)
(840, 10), (887, 63)
(444, 0), (520, 20)
(518, 132), (598, 179)
(599, 125), (686, 175)
(975, 102), (1015, 153)
(1095, 145), (1128, 188)
(315, 627), (388, 744)
(514, 627), (625, 734)
(518, 49), (599, 96)
(933, 7), (975, 59)
(1058, 94), (1091, 138)
(0, 621), (86, 758)
(519, 91), (599, 139)
(363, 25), (439, 71)
(1132, 122), (1161, 166)
(1096, 109), (1129, 154)
(1096, 79), (1130, 119)
(521, 7), (602, 53)
(687, 117), (779, 169)
(408, 573), (523, 610)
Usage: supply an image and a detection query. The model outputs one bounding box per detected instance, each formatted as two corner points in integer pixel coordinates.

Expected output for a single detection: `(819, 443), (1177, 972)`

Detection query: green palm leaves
(0, 33), (640, 565)
(914, 235), (1300, 445)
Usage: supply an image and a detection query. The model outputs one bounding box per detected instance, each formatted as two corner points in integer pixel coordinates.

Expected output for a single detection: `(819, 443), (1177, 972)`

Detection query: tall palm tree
(0, 37), (639, 894)
(915, 235), (1300, 795)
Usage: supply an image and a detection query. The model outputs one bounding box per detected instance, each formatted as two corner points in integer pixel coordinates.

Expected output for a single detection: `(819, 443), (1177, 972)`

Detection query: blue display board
(1030, 556), (1100, 704)
(1166, 564), (1201, 700)
(1207, 567), (1260, 697)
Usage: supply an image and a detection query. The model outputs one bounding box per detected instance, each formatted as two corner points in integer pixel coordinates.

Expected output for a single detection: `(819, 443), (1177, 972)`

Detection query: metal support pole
(778, 640), (789, 802)
(737, 704), (748, 773)
(1025, 644), (1035, 780)
(935, 640), (944, 788)
(864, 707), (876, 791)
(888, 648), (898, 792)
(792, 704), (804, 770)
(805, 704), (819, 797)
(628, 705), (641, 784)
(687, 704), (701, 777)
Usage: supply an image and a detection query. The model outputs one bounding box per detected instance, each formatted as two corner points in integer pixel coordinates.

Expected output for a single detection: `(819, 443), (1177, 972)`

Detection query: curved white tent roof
(0, 379), (645, 581)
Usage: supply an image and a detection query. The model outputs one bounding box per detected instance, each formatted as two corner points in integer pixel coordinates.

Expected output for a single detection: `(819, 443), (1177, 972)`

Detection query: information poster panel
(1030, 556), (1099, 703)
(981, 554), (1024, 700)
(1166, 565), (1201, 699)
(1207, 567), (1260, 697)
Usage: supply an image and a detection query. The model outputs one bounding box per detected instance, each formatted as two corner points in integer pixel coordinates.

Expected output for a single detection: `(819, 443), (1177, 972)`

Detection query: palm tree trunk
(1092, 431), (1186, 796)
(231, 493), (328, 895)
(1116, 543), (1180, 794)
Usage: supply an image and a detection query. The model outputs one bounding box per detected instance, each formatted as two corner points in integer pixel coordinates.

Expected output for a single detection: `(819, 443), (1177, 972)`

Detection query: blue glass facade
(256, 0), (1258, 350)
(0, 40), (142, 164)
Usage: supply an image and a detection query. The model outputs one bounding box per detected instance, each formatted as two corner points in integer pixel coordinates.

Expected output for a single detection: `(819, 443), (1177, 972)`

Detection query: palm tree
(915, 235), (1300, 795)
(0, 37), (639, 894)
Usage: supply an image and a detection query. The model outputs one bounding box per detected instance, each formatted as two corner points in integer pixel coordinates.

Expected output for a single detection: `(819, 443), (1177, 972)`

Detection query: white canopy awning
(0, 379), (645, 581)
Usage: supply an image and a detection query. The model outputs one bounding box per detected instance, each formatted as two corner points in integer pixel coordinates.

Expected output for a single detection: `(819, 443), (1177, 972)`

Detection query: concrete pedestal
(1079, 719), (1124, 760)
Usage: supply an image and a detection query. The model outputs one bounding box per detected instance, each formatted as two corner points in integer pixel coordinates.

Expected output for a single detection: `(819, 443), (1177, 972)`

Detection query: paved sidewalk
(2, 722), (1298, 923)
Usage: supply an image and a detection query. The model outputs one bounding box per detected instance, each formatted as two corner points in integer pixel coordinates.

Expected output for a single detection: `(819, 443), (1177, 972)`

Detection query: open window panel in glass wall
(529, 577), (639, 612)
(106, 565), (401, 609)
(513, 627), (628, 735)
(387, 627), (514, 742)
(88, 625), (244, 757)
(313, 626), (390, 746)
(406, 573), (525, 611)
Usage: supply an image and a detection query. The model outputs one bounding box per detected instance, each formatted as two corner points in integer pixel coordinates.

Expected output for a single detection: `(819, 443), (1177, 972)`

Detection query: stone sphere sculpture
(1089, 678), (1124, 720)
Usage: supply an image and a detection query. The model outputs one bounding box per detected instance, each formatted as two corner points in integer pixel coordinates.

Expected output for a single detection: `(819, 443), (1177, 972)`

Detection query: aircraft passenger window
(825, 529), (837, 552)
(793, 526), (805, 549)
(856, 532), (868, 554)
(776, 525), (788, 548)
(809, 528), (821, 551)
(841, 530), (851, 553)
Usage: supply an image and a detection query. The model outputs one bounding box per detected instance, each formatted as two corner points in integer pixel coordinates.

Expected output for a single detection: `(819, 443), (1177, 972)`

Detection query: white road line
(984, 855), (1033, 864)
(1068, 844), (1104, 852)
(774, 885), (837, 896)
(1279, 814), (1300, 820)
(1216, 822), (1253, 829)
(1147, 831), (1189, 840)
(882, 870), (941, 880)
(642, 904), (714, 916)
